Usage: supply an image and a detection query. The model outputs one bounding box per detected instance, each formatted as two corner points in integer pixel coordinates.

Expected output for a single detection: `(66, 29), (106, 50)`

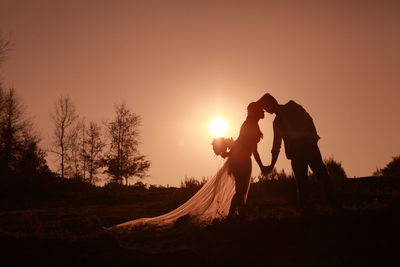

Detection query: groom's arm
(269, 150), (280, 169)
(270, 119), (282, 168)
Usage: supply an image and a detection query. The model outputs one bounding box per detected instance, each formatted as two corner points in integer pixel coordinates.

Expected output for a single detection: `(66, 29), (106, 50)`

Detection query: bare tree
(0, 35), (47, 177)
(0, 32), (10, 111)
(80, 119), (87, 181)
(51, 96), (78, 179)
(0, 87), (4, 120)
(0, 88), (26, 173)
(104, 103), (150, 185)
(82, 121), (105, 185)
(0, 32), (12, 66)
(66, 120), (83, 180)
(66, 118), (91, 181)
(0, 88), (46, 176)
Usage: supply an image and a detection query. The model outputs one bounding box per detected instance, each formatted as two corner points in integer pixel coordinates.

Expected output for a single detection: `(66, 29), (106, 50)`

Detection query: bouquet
(212, 137), (234, 158)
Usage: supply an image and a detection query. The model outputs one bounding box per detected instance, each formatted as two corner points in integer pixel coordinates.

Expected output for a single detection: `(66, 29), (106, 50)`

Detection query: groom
(257, 93), (340, 214)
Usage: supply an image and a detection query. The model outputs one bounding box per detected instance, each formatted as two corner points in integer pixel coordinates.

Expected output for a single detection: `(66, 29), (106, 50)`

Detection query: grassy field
(1, 176), (400, 266)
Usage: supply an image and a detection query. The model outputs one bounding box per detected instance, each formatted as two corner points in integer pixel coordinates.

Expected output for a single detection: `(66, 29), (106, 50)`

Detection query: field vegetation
(1, 171), (400, 266)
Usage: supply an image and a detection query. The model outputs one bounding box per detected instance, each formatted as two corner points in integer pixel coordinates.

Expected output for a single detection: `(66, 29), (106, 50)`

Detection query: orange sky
(1, 0), (399, 186)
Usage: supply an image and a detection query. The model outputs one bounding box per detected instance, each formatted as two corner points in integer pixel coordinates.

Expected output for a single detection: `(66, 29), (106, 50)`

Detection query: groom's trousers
(289, 141), (340, 213)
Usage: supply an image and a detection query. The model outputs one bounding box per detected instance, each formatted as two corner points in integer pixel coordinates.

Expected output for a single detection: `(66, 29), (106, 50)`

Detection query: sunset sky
(1, 0), (399, 186)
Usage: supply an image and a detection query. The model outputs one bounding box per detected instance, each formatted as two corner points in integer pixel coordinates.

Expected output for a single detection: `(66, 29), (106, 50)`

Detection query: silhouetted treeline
(50, 96), (150, 185)
(0, 87), (152, 210)
(1, 33), (150, 187)
(0, 87), (56, 210)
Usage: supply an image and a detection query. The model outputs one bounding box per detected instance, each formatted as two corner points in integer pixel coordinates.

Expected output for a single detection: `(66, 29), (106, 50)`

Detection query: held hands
(261, 165), (274, 176)
(221, 151), (231, 158)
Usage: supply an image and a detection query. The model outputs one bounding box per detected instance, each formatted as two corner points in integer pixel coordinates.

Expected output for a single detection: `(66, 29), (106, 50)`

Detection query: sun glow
(209, 117), (228, 137)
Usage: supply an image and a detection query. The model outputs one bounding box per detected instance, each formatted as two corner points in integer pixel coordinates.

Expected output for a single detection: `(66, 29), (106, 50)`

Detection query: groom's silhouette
(257, 93), (340, 214)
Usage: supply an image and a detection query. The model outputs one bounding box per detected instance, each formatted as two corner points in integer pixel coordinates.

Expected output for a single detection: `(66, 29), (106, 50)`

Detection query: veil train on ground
(104, 160), (247, 252)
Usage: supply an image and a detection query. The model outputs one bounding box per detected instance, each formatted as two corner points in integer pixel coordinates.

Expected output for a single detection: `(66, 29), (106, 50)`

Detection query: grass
(1, 176), (400, 266)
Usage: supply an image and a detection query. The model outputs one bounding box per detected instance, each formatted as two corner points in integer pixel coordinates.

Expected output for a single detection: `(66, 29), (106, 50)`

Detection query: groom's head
(257, 93), (278, 114)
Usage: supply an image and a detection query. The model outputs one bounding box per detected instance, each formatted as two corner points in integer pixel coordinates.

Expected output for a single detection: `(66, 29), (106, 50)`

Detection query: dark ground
(1, 176), (400, 266)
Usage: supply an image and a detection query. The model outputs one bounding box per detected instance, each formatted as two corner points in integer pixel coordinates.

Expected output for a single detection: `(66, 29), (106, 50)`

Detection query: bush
(180, 176), (208, 189)
(307, 157), (347, 185)
(258, 168), (293, 182)
(325, 157), (347, 181)
(375, 155), (400, 177)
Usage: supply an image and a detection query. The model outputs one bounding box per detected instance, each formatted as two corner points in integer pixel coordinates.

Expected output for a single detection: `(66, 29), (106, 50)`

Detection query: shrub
(325, 157), (347, 181)
(375, 155), (400, 177)
(180, 176), (207, 189)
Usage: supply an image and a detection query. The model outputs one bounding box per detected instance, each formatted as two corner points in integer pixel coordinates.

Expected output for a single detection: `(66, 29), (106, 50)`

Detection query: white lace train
(104, 160), (247, 252)
(104, 160), (241, 251)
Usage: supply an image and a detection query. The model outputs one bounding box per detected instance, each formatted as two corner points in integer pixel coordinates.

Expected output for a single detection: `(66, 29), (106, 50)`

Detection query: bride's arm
(252, 144), (265, 172)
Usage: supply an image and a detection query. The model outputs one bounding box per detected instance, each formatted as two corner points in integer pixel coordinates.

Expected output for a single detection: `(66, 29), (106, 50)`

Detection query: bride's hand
(221, 151), (231, 158)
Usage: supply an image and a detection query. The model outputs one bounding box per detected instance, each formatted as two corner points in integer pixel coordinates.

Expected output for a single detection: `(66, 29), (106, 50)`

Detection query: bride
(104, 102), (266, 251)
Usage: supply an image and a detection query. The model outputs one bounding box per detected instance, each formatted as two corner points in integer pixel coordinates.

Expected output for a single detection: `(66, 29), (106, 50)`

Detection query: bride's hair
(247, 102), (263, 117)
(212, 137), (234, 158)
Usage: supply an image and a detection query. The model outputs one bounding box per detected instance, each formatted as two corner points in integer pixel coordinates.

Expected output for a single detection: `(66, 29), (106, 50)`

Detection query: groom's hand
(261, 165), (273, 176)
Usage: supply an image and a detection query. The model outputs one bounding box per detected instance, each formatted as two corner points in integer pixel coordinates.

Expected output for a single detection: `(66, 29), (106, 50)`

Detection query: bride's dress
(104, 159), (249, 252)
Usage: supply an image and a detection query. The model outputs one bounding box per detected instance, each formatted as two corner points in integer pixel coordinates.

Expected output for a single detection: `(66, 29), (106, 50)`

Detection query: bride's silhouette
(104, 102), (266, 251)
(224, 102), (265, 218)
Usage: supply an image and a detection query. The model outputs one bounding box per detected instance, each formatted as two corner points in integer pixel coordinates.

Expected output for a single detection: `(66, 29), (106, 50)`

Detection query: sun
(209, 117), (228, 137)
